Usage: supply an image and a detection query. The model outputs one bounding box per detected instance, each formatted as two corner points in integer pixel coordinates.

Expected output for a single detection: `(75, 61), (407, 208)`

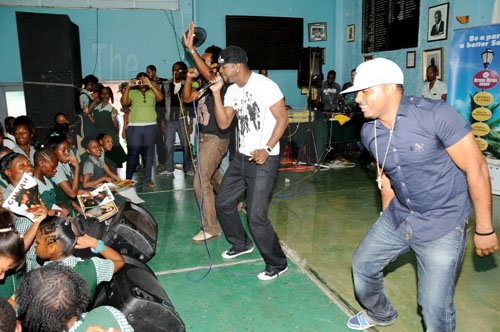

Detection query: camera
(134, 80), (143, 86)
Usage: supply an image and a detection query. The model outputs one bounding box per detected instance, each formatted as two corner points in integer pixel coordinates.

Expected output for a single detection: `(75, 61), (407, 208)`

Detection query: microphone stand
(296, 86), (319, 170)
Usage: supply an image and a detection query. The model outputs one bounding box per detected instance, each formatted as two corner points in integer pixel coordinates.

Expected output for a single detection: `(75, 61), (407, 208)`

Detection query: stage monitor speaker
(297, 47), (324, 88)
(93, 263), (185, 332)
(16, 12), (82, 137)
(103, 203), (158, 262)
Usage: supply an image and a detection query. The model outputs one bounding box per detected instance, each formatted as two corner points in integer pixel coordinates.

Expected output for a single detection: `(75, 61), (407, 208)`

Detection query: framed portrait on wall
(363, 55), (373, 62)
(427, 2), (449, 42)
(347, 24), (355, 42)
(406, 51), (416, 68)
(309, 22), (327, 42)
(422, 48), (443, 80)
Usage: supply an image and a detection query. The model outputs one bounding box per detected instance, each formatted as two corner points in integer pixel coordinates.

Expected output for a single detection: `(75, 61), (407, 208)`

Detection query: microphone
(195, 81), (215, 100)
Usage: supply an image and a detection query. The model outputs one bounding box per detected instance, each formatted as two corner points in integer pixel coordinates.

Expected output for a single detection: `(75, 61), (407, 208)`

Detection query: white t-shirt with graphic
(223, 73), (283, 156)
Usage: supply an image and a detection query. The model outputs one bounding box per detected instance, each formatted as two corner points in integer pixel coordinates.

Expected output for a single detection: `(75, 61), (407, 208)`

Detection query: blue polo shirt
(361, 96), (472, 241)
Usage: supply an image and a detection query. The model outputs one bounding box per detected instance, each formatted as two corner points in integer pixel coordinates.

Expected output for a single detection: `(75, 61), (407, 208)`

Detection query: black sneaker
(257, 266), (288, 281)
(221, 246), (254, 259)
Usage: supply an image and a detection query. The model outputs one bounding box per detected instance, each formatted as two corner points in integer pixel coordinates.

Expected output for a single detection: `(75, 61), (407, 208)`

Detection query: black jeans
(216, 153), (287, 272)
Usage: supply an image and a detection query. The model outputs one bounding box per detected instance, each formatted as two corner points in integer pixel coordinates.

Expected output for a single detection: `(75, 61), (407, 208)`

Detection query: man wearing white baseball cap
(342, 58), (497, 330)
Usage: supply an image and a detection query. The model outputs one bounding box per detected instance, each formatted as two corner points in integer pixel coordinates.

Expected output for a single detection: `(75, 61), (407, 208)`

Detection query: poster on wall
(448, 24), (500, 193)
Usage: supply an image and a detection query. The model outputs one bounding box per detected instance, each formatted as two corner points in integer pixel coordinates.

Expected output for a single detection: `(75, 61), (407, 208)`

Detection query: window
(0, 0), (178, 10)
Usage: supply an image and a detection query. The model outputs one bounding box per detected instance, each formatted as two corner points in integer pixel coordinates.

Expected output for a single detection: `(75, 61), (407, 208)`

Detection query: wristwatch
(265, 146), (273, 154)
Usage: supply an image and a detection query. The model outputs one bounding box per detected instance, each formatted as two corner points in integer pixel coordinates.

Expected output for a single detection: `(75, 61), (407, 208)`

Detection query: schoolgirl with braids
(33, 147), (70, 217)
(16, 263), (133, 332)
(46, 133), (89, 215)
(0, 153), (48, 272)
(35, 216), (124, 297)
(0, 208), (25, 301)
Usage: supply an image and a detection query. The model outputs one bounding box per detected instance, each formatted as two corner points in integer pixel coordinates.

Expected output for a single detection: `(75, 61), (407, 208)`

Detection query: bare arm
(21, 205), (48, 251)
(103, 163), (120, 181)
(182, 71), (198, 103)
(76, 234), (125, 273)
(143, 77), (164, 103)
(81, 173), (114, 189)
(120, 81), (134, 107)
(183, 21), (217, 82)
(58, 155), (80, 198)
(446, 132), (498, 256)
(210, 77), (235, 130)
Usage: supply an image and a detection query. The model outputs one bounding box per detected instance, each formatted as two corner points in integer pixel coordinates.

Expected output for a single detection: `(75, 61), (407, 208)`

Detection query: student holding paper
(0, 152), (48, 271)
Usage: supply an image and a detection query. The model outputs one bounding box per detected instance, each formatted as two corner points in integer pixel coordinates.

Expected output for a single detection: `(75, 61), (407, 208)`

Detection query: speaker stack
(16, 12), (82, 141)
(103, 203), (158, 262)
(297, 47), (324, 88)
(94, 262), (185, 332)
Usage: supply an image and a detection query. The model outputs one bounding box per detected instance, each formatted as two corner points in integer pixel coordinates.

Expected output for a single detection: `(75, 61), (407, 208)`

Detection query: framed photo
(406, 51), (416, 68)
(347, 24), (355, 42)
(422, 48), (443, 80)
(427, 2), (449, 42)
(309, 22), (327, 42)
(363, 55), (373, 62)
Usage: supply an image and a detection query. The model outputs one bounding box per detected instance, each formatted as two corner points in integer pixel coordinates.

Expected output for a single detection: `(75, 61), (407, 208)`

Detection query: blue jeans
(164, 119), (193, 173)
(216, 153), (287, 272)
(125, 124), (158, 182)
(352, 214), (467, 332)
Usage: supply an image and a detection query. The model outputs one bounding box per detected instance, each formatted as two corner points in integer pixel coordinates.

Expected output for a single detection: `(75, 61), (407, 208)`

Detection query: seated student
(12, 116), (37, 165)
(35, 216), (124, 297)
(0, 146), (13, 190)
(16, 264), (134, 332)
(47, 134), (88, 215)
(81, 138), (120, 189)
(96, 133), (123, 175)
(33, 147), (70, 217)
(0, 153), (48, 271)
(0, 297), (20, 332)
(0, 208), (25, 300)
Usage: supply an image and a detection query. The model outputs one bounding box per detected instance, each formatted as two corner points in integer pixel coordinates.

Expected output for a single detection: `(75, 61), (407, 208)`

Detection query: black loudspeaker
(93, 263), (185, 332)
(16, 12), (82, 138)
(103, 203), (158, 262)
(297, 47), (324, 88)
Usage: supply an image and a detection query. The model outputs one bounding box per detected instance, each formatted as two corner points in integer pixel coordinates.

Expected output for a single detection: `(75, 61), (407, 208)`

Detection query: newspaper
(77, 184), (118, 222)
(2, 173), (44, 222)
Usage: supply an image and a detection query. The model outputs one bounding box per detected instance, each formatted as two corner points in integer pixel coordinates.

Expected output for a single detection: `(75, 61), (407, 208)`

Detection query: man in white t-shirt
(421, 64), (448, 101)
(210, 46), (289, 281)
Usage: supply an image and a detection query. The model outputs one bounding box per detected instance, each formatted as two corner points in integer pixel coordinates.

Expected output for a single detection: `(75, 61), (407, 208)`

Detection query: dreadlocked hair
(16, 263), (90, 332)
(0, 297), (16, 332)
(0, 207), (25, 270)
(38, 216), (77, 257)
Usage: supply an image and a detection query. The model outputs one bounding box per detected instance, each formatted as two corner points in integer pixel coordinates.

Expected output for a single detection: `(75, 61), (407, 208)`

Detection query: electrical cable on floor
(184, 99), (213, 282)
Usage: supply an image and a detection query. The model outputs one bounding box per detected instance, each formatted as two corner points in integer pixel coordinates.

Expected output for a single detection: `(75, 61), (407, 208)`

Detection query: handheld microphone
(195, 75), (223, 100)
(195, 81), (215, 100)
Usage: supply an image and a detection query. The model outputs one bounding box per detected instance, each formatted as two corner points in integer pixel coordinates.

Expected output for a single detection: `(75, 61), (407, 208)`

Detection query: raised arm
(183, 21), (216, 82)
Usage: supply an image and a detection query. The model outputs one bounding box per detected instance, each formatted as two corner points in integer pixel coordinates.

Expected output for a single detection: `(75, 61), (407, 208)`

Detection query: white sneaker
(257, 266), (288, 281)
(160, 170), (174, 176)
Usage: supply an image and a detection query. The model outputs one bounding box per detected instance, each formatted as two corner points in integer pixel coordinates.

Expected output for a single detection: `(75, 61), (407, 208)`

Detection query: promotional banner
(448, 24), (500, 194)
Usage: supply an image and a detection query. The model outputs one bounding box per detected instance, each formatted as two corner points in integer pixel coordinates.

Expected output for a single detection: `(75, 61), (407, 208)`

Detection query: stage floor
(134, 156), (500, 332)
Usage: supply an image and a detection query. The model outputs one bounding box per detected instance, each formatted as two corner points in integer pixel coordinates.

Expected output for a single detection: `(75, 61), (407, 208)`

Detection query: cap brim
(340, 83), (374, 95)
